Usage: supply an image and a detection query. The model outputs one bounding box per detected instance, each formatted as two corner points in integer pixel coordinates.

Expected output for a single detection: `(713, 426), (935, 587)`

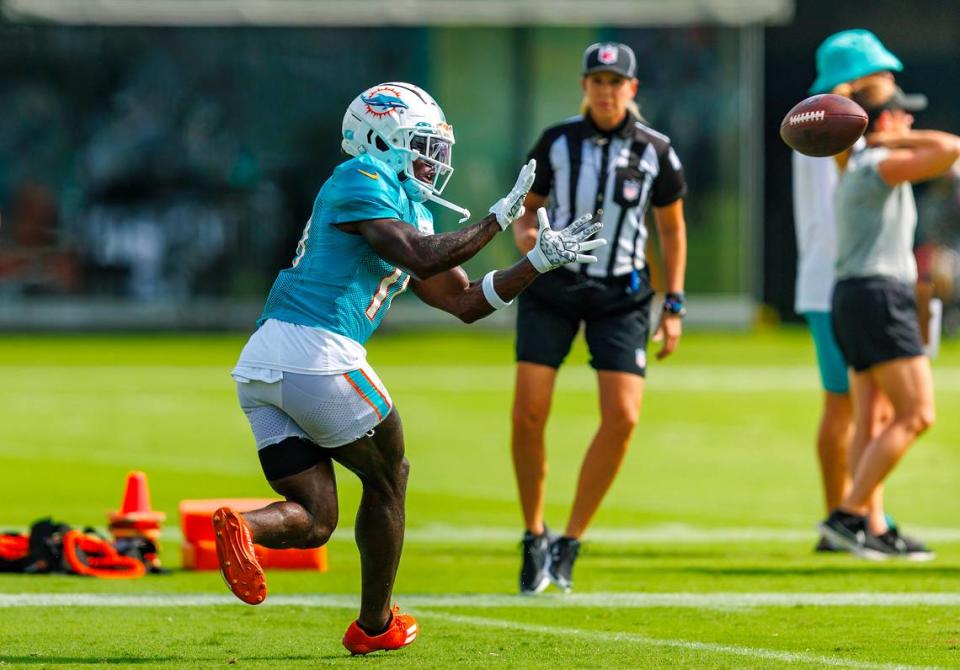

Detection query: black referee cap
(583, 42), (637, 79)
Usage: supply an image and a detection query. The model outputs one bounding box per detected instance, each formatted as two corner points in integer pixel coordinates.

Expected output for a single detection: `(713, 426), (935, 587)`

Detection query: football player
(214, 82), (605, 655)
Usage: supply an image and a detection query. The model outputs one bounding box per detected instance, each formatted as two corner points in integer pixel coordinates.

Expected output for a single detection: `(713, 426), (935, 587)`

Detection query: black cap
(853, 85), (928, 126)
(876, 87), (928, 113)
(583, 42), (637, 79)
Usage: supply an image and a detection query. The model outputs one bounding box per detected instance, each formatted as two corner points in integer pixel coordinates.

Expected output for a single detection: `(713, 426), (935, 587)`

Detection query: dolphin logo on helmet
(361, 89), (410, 117)
(342, 82), (470, 222)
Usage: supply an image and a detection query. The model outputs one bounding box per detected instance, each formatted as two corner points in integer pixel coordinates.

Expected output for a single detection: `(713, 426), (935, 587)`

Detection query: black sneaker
(818, 510), (888, 561)
(873, 526), (936, 562)
(548, 536), (581, 593)
(519, 529), (550, 595)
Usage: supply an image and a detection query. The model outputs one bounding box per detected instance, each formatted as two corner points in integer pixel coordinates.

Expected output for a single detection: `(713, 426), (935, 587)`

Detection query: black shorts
(516, 268), (654, 376)
(831, 276), (924, 372)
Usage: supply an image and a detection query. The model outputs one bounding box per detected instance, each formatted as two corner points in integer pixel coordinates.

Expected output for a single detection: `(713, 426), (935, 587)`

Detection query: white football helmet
(342, 82), (470, 221)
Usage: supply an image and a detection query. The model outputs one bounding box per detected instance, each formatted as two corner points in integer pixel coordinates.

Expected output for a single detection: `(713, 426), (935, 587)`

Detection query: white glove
(526, 208), (606, 273)
(489, 159), (536, 231)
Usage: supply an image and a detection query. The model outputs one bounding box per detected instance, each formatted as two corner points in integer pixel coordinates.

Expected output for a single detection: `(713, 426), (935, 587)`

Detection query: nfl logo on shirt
(598, 45), (619, 64)
(623, 179), (640, 202)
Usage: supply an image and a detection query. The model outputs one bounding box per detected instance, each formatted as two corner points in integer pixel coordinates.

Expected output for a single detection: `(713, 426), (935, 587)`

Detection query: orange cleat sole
(212, 507), (266, 605)
(342, 605), (418, 655)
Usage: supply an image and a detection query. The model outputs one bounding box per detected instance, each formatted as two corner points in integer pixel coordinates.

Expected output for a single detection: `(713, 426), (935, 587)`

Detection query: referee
(510, 42), (688, 594)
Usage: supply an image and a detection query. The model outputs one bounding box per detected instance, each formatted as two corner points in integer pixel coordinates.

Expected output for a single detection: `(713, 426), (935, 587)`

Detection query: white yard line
(228, 523), (960, 545)
(407, 592), (960, 609)
(5, 365), (960, 393)
(428, 612), (943, 670)
(375, 364), (960, 394)
(6, 522), (956, 546)
(3, 592), (960, 610)
(388, 524), (960, 544)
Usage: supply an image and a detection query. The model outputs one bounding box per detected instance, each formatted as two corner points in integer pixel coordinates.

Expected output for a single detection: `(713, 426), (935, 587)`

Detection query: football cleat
(212, 507), (267, 605)
(342, 605), (418, 655)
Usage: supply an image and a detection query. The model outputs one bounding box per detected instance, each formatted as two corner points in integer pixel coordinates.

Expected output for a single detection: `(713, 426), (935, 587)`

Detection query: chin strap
(398, 164), (471, 223)
(426, 192), (471, 223)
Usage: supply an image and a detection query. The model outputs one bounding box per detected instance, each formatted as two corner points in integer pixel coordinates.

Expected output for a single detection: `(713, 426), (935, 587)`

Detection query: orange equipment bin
(179, 498), (327, 572)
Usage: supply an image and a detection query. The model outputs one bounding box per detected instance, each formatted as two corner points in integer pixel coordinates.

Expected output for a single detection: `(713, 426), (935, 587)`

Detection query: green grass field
(1, 329), (959, 668)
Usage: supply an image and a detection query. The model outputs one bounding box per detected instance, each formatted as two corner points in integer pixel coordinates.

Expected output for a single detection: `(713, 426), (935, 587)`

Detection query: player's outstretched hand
(526, 208), (606, 273)
(489, 159), (536, 231)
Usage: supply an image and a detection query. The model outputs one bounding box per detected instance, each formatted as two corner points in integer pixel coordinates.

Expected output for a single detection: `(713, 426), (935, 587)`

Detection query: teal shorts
(803, 311), (850, 394)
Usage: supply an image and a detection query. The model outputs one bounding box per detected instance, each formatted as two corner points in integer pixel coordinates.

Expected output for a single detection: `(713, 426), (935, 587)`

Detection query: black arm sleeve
(650, 142), (688, 208)
(527, 132), (555, 197)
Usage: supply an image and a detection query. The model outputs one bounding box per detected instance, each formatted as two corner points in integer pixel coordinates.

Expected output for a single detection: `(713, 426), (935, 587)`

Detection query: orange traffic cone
(118, 471), (155, 516)
(108, 471), (166, 572)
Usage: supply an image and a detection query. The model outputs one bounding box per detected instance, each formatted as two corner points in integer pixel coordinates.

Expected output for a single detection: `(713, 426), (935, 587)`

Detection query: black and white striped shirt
(527, 113), (687, 278)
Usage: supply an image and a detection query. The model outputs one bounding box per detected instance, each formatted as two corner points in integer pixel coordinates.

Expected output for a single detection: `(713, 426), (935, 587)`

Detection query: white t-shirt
(231, 319), (367, 383)
(792, 151), (839, 313)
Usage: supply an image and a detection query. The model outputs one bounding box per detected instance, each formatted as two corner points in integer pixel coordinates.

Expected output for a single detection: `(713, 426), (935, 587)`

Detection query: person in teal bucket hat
(809, 29), (903, 94)
(792, 29), (933, 559)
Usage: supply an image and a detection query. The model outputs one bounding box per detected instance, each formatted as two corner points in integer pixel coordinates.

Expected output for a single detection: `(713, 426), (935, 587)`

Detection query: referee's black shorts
(831, 276), (925, 373)
(516, 268), (654, 376)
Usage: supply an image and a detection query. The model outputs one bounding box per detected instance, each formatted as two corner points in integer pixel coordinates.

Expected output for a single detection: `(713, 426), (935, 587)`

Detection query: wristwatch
(663, 292), (686, 318)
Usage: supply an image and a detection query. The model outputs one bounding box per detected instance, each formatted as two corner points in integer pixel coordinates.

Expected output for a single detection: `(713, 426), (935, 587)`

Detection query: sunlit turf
(0, 329), (958, 668)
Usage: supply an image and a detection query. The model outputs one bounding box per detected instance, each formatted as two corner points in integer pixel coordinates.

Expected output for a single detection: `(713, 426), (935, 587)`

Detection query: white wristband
(481, 271), (513, 310)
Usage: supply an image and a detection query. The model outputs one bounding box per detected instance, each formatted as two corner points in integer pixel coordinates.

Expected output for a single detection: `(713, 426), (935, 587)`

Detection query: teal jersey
(258, 154), (433, 344)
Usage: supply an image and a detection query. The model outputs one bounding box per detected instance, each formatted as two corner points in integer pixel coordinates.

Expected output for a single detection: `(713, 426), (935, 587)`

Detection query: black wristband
(663, 293), (686, 317)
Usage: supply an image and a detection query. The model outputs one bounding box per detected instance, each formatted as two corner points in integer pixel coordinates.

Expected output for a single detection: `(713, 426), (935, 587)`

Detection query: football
(779, 94), (868, 157)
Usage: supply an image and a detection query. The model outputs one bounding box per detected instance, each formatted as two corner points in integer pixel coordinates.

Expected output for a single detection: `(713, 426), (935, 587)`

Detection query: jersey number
(291, 217), (313, 268)
(366, 268), (410, 320)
